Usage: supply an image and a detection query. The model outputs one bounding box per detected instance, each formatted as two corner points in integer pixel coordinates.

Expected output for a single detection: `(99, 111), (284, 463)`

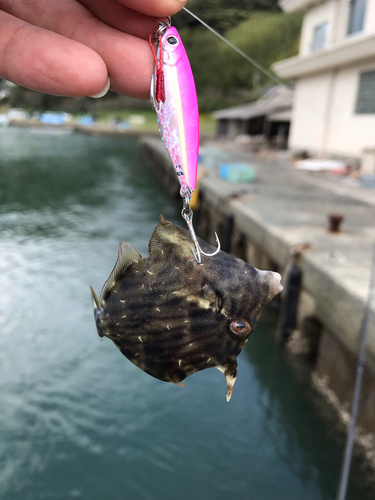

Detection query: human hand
(0, 0), (186, 99)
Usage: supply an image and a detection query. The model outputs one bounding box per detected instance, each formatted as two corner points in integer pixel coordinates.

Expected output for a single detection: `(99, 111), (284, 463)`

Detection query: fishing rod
(337, 241), (375, 500)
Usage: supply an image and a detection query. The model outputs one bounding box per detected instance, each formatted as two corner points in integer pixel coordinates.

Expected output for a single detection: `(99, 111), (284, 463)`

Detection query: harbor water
(0, 127), (374, 500)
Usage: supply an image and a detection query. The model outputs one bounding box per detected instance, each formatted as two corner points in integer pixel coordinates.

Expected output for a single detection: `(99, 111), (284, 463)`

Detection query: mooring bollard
(222, 213), (234, 254)
(328, 213), (344, 233)
(278, 263), (302, 340)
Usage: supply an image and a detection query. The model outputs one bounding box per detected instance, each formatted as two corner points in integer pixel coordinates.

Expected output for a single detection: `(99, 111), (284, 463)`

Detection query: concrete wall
(289, 61), (375, 157)
(327, 62), (375, 156)
(288, 72), (332, 154)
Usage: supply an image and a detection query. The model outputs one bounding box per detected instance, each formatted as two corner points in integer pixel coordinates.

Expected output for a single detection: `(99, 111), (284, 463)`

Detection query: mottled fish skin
(91, 216), (282, 401)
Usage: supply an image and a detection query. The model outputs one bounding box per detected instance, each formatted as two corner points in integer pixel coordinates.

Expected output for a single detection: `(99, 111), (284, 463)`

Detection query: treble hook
(156, 17), (171, 29)
(181, 196), (221, 264)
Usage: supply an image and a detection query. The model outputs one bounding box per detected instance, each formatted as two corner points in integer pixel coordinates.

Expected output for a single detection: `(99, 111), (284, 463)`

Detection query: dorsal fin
(99, 242), (142, 306)
(149, 215), (192, 257)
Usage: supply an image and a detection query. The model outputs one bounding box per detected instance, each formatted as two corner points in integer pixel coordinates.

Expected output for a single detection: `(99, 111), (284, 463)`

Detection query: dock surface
(202, 145), (375, 371)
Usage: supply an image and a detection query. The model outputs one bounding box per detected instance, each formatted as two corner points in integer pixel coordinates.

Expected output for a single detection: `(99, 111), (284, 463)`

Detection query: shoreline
(6, 119), (215, 141)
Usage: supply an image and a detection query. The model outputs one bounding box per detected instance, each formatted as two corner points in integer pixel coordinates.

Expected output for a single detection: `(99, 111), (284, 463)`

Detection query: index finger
(116, 0), (186, 17)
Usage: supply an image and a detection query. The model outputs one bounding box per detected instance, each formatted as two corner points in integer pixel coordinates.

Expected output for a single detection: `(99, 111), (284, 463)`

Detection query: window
(347, 0), (367, 35)
(355, 70), (375, 114)
(311, 22), (328, 51)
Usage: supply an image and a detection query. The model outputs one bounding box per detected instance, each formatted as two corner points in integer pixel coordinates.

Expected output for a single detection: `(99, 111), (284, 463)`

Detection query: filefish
(90, 216), (282, 401)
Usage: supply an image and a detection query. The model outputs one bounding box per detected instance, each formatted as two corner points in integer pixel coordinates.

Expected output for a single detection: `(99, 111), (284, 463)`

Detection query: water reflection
(245, 313), (375, 499)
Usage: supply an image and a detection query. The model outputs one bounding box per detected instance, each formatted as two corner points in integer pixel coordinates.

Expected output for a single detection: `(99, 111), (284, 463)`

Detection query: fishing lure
(150, 22), (198, 198)
(150, 21), (220, 263)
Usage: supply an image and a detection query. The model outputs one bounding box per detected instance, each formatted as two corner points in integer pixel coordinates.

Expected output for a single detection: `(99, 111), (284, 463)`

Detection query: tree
(174, 0), (280, 32)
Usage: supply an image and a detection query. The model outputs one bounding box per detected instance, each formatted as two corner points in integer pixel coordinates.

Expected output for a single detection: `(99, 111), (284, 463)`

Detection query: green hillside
(178, 9), (302, 111)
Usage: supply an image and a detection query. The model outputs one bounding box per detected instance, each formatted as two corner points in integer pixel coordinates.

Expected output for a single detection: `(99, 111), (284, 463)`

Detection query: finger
(0, 0), (155, 98)
(0, 11), (108, 96)
(116, 0), (186, 17)
(78, 0), (160, 40)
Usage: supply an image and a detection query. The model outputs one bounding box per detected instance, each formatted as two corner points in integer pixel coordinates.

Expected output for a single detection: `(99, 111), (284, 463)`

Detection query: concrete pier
(139, 136), (375, 453)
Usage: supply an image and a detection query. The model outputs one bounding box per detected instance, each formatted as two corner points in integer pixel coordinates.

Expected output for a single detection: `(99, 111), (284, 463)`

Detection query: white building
(273, 0), (375, 168)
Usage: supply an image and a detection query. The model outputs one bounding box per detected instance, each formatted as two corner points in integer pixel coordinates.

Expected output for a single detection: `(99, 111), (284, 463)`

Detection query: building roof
(273, 33), (375, 79)
(212, 86), (294, 121)
(279, 0), (320, 13)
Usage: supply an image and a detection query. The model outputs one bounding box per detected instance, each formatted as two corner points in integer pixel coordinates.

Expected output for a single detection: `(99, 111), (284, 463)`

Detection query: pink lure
(151, 26), (199, 197)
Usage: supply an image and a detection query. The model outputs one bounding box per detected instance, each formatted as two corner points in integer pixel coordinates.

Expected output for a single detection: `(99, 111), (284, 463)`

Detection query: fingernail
(89, 77), (110, 98)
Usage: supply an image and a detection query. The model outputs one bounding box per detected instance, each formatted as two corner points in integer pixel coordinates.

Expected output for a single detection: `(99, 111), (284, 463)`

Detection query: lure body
(152, 26), (199, 196)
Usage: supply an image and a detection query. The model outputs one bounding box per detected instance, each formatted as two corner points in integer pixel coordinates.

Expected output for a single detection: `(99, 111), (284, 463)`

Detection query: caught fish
(91, 217), (282, 401)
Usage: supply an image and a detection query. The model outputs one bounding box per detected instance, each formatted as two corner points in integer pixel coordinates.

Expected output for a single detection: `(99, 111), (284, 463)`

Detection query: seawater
(0, 127), (374, 500)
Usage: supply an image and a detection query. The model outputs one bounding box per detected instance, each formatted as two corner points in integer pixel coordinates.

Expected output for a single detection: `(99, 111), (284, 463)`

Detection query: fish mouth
(271, 271), (282, 289)
(256, 269), (283, 298)
(268, 271), (283, 296)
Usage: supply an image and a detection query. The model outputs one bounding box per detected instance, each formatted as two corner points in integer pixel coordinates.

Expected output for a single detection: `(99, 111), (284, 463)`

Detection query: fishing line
(182, 7), (324, 121)
(183, 7), (285, 89)
(337, 240), (375, 500)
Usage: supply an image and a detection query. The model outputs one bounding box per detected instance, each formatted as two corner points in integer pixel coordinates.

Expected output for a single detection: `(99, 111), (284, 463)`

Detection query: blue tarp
(219, 163), (256, 183)
(77, 115), (94, 126)
(40, 113), (66, 125)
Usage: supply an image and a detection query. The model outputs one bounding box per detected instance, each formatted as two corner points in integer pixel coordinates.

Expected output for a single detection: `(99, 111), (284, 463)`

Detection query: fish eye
(230, 319), (251, 339)
(202, 283), (215, 301)
(166, 36), (179, 46)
